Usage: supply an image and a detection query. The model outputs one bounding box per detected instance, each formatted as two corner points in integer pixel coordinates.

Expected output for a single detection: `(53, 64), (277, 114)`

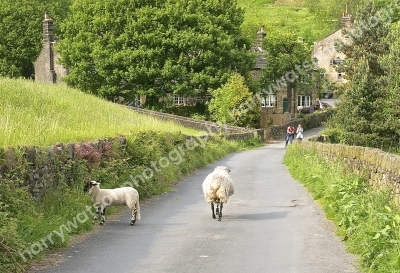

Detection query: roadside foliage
(285, 144), (400, 273)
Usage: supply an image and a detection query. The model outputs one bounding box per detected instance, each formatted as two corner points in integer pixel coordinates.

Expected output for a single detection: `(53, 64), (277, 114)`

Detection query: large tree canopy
(327, 57), (374, 134)
(374, 21), (400, 142)
(0, 0), (72, 78)
(325, 0), (400, 148)
(339, 0), (392, 82)
(57, 0), (255, 100)
(260, 29), (312, 113)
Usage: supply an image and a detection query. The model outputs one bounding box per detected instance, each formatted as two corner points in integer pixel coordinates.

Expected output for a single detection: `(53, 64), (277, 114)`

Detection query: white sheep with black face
(84, 181), (141, 226)
(202, 166), (235, 221)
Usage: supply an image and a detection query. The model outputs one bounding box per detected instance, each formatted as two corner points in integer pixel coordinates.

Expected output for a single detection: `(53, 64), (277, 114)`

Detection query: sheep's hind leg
(94, 206), (101, 222)
(130, 209), (136, 226)
(211, 202), (216, 219)
(218, 203), (223, 221)
(100, 207), (106, 225)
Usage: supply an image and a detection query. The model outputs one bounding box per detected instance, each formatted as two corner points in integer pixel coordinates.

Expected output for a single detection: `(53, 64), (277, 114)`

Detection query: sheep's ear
(221, 166), (230, 172)
(84, 182), (91, 193)
(91, 181), (100, 185)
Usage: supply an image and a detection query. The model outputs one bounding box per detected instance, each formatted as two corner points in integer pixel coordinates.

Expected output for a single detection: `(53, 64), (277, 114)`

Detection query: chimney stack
(43, 12), (54, 43)
(341, 3), (352, 28)
(257, 25), (266, 46)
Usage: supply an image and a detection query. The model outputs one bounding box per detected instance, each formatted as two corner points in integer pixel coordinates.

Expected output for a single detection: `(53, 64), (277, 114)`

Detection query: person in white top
(296, 124), (303, 142)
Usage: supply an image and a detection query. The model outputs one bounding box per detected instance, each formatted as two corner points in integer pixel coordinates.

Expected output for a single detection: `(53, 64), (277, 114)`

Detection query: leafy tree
(208, 73), (260, 128)
(340, 0), (393, 81)
(311, 68), (329, 97)
(325, 0), (400, 148)
(0, 0), (72, 78)
(326, 57), (375, 134)
(57, 0), (254, 101)
(375, 21), (400, 143)
(260, 30), (312, 114)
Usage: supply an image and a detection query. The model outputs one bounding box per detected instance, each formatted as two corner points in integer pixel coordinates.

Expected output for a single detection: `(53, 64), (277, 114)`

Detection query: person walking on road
(296, 124), (303, 142)
(285, 125), (295, 146)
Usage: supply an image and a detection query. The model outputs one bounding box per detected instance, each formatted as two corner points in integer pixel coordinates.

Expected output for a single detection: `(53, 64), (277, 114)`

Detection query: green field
(238, 0), (339, 44)
(0, 77), (199, 148)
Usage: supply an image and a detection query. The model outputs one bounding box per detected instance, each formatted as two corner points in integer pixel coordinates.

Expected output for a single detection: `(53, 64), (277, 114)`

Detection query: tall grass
(284, 144), (400, 273)
(0, 77), (199, 148)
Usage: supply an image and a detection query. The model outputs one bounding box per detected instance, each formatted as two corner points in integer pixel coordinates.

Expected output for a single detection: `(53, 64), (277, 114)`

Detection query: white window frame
(173, 95), (185, 105)
(261, 94), (277, 108)
(297, 95), (311, 107)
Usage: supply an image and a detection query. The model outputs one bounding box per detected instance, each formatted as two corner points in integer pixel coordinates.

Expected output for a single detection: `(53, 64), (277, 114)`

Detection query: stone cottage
(252, 26), (321, 127)
(313, 11), (353, 83)
(33, 12), (67, 84)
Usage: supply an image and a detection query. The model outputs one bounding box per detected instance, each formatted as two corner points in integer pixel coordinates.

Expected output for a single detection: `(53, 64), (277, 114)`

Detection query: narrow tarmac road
(29, 126), (359, 273)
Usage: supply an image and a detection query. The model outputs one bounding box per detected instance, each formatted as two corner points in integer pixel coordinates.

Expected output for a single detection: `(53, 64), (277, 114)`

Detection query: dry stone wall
(302, 140), (400, 201)
(128, 106), (265, 141)
(0, 138), (126, 201)
(1, 126), (258, 201)
(264, 111), (329, 142)
(128, 106), (259, 135)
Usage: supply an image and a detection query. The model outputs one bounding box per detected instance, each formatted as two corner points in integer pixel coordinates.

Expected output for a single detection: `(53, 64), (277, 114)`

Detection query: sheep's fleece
(202, 166), (234, 203)
(85, 181), (141, 222)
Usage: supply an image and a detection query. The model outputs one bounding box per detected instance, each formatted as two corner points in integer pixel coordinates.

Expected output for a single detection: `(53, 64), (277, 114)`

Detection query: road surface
(29, 127), (359, 273)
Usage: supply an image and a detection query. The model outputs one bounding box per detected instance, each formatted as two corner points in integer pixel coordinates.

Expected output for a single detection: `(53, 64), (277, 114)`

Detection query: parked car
(126, 101), (143, 108)
(322, 92), (333, 99)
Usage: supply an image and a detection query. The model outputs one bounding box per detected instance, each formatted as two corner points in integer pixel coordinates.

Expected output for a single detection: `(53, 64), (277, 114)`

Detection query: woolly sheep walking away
(202, 166), (235, 221)
(84, 181), (141, 226)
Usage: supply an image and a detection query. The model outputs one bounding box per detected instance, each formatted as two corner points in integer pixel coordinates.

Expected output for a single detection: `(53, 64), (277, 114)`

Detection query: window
(297, 95), (311, 107)
(174, 95), (185, 105)
(261, 95), (276, 108)
(330, 59), (345, 65)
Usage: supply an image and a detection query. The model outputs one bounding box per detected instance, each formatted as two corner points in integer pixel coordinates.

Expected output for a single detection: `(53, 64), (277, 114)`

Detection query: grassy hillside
(238, 0), (340, 44)
(0, 77), (199, 148)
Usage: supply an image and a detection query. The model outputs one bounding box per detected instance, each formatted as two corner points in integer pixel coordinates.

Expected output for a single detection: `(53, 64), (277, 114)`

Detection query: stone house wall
(313, 29), (350, 83)
(312, 13), (353, 84)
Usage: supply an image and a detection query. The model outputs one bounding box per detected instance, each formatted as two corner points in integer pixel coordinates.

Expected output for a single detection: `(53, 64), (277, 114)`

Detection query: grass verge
(284, 143), (400, 273)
